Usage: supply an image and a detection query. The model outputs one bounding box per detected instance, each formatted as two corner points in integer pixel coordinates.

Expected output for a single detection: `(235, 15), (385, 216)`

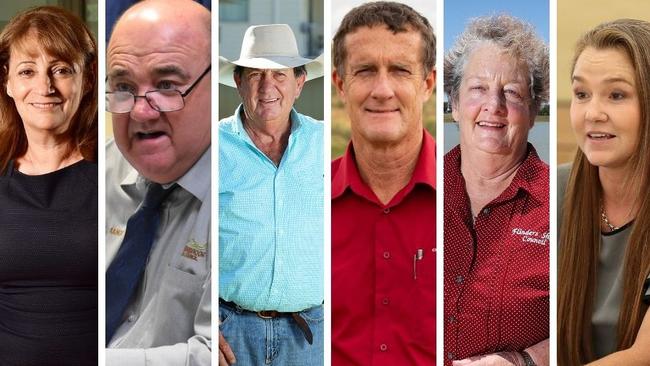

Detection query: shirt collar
(120, 146), (211, 203)
(508, 144), (548, 204)
(445, 143), (547, 208)
(332, 129), (437, 202)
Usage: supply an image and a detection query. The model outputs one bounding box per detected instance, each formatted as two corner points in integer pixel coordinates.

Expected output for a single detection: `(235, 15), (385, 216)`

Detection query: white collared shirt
(105, 140), (211, 366)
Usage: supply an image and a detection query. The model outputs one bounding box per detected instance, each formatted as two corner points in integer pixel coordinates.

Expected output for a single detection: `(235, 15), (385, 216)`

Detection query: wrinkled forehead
(107, 34), (208, 84)
(107, 61), (192, 83)
(343, 25), (423, 62)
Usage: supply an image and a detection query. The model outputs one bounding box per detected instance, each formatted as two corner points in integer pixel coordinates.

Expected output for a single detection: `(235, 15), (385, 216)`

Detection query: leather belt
(219, 299), (314, 345)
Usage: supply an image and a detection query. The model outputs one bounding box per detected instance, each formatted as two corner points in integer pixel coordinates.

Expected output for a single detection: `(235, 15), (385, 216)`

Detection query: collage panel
(217, 0), (325, 365)
(105, 0), (212, 365)
(557, 0), (650, 364)
(443, 0), (550, 365)
(3, 0), (650, 364)
(0, 1), (98, 364)
(331, 1), (437, 364)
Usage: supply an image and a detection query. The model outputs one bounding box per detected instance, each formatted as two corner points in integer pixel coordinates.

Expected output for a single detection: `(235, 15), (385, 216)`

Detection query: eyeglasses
(106, 65), (211, 113)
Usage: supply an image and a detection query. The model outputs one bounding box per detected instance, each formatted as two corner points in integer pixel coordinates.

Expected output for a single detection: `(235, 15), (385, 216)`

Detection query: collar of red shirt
(332, 129), (436, 206)
(445, 143), (548, 210)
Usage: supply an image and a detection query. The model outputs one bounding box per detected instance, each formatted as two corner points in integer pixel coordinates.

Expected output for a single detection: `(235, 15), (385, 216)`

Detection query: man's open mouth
(136, 131), (166, 139)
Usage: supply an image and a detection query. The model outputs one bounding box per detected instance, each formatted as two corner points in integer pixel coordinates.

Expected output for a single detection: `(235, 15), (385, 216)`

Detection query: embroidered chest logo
(109, 226), (125, 236)
(181, 239), (207, 261)
(511, 228), (549, 245)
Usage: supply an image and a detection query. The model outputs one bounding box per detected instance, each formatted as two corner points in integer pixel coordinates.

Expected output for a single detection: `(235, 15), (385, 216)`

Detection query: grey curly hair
(444, 14), (549, 113)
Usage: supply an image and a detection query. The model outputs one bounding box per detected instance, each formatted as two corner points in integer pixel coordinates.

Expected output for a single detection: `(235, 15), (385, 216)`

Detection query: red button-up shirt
(332, 130), (436, 365)
(443, 144), (549, 365)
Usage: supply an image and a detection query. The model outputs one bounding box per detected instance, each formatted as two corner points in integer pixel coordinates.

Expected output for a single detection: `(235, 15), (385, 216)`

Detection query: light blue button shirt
(219, 105), (323, 312)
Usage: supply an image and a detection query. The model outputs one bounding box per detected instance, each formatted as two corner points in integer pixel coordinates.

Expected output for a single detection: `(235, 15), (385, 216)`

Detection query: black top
(0, 160), (97, 365)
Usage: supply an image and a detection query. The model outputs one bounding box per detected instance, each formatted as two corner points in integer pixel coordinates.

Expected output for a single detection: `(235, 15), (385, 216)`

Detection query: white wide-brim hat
(219, 24), (324, 88)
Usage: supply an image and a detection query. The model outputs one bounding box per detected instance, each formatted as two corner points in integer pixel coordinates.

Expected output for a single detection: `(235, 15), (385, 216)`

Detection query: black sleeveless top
(0, 160), (97, 365)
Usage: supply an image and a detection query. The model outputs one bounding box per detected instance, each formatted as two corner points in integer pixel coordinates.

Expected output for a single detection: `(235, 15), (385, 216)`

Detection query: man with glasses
(104, 0), (211, 365)
(218, 24), (324, 366)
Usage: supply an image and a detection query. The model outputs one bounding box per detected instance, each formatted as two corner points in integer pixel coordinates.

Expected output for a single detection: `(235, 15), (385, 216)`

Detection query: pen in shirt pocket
(413, 248), (424, 280)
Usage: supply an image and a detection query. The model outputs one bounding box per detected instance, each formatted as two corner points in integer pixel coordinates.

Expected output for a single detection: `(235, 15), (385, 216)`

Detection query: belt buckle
(257, 310), (278, 319)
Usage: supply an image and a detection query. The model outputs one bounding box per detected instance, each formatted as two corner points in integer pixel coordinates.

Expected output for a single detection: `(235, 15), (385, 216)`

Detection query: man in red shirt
(331, 2), (436, 364)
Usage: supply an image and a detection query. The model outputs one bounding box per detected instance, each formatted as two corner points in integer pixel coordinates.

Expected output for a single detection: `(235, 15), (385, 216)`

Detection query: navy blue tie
(106, 183), (176, 344)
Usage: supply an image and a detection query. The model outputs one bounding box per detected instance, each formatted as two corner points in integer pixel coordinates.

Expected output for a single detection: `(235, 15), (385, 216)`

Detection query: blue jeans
(219, 302), (324, 365)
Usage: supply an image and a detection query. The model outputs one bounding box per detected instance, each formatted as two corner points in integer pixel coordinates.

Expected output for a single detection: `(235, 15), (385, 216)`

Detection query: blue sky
(445, 0), (549, 49)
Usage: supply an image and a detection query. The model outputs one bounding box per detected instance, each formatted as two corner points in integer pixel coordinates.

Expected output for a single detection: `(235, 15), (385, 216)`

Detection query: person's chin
(472, 137), (511, 155)
(131, 156), (179, 184)
(130, 133), (173, 155)
(361, 129), (406, 145)
(25, 118), (67, 134)
(255, 107), (284, 122)
(584, 151), (619, 169)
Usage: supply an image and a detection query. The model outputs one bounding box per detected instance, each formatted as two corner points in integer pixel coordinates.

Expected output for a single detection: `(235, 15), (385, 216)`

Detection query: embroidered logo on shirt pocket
(181, 238), (207, 261)
(109, 226), (125, 236)
(511, 228), (549, 245)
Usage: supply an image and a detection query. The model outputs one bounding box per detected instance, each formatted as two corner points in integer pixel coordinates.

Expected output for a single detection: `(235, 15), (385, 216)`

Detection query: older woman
(443, 15), (549, 366)
(0, 6), (97, 364)
(558, 19), (650, 366)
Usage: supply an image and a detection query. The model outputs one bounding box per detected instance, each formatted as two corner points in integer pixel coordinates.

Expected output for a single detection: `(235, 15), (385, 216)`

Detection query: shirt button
(447, 315), (456, 323)
(447, 352), (455, 360)
(383, 251), (390, 259)
(382, 297), (390, 305)
(482, 208), (490, 215)
(278, 229), (284, 235)
(380, 343), (388, 351)
(383, 208), (390, 214)
(455, 275), (464, 284)
(127, 314), (137, 322)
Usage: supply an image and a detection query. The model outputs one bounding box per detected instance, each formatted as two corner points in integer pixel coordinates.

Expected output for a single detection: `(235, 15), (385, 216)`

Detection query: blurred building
(219, 0), (324, 120)
(219, 0), (323, 59)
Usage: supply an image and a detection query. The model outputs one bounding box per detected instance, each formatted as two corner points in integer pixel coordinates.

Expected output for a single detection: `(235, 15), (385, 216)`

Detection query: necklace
(600, 204), (619, 232)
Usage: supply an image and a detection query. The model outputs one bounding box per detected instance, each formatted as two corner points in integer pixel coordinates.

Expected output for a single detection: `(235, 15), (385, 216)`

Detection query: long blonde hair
(558, 19), (650, 365)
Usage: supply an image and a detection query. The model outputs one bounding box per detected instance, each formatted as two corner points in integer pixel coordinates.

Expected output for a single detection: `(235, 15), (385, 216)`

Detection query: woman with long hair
(0, 6), (97, 364)
(559, 19), (650, 366)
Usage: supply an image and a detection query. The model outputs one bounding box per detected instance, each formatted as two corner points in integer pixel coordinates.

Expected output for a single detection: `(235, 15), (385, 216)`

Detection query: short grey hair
(444, 14), (549, 113)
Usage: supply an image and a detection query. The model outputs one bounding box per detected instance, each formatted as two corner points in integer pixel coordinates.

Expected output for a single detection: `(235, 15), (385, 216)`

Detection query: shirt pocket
(495, 238), (549, 351)
(412, 245), (436, 343)
(150, 266), (206, 344)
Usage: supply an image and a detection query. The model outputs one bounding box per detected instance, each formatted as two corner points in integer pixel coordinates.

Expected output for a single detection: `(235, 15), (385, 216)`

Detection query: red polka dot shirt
(443, 144), (549, 365)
